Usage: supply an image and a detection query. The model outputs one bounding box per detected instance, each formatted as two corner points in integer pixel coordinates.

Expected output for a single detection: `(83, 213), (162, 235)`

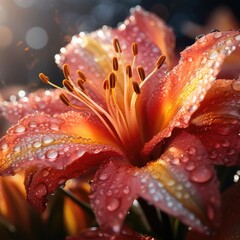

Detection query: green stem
(58, 187), (94, 217)
(160, 211), (174, 240)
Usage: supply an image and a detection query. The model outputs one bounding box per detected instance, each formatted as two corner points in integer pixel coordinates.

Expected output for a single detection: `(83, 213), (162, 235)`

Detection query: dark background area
(0, 0), (239, 98)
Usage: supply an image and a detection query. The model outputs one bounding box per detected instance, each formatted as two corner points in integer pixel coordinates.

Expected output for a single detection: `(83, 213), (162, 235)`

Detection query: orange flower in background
(0, 6), (240, 239)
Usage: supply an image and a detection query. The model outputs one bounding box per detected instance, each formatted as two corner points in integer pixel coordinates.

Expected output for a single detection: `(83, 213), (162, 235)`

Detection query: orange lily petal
(90, 132), (220, 234)
(132, 6), (176, 68)
(56, 7), (172, 108)
(67, 226), (156, 240)
(142, 31), (240, 155)
(187, 182), (240, 240)
(0, 111), (122, 176)
(188, 79), (240, 165)
(1, 89), (70, 124)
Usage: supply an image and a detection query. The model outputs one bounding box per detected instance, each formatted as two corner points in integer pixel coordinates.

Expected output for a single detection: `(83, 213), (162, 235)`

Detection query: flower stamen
(39, 39), (166, 153)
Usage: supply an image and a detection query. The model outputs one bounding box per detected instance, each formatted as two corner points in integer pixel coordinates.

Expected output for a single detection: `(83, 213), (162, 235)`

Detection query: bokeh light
(25, 27), (48, 50)
(14, 0), (37, 8)
(0, 26), (13, 48)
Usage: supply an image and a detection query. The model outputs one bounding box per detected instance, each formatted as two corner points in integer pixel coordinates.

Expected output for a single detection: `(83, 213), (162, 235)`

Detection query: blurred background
(0, 0), (239, 98)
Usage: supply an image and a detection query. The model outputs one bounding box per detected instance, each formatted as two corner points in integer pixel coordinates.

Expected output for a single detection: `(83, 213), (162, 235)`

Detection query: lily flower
(0, 6), (240, 239)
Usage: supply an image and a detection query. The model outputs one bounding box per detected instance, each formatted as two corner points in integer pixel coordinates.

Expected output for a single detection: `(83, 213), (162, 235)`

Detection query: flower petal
(143, 131), (220, 233)
(132, 6), (176, 68)
(0, 111), (122, 176)
(142, 31), (240, 155)
(188, 79), (240, 165)
(187, 182), (240, 240)
(56, 7), (173, 107)
(67, 226), (156, 240)
(90, 132), (220, 234)
(0, 89), (70, 124)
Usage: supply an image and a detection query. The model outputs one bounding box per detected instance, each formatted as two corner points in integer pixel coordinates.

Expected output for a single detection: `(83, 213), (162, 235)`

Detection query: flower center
(39, 39), (165, 161)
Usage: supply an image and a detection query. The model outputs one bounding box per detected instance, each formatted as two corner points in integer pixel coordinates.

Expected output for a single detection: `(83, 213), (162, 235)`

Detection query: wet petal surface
(189, 80), (240, 166)
(90, 132), (220, 234)
(67, 226), (156, 240)
(187, 182), (240, 240)
(0, 89), (71, 124)
(142, 31), (240, 154)
(0, 111), (122, 176)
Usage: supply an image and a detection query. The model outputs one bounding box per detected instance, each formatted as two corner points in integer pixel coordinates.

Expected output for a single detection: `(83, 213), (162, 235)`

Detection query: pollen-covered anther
(103, 79), (109, 90)
(132, 81), (141, 94)
(62, 79), (74, 92)
(109, 72), (116, 89)
(63, 63), (71, 79)
(112, 57), (119, 71)
(137, 66), (145, 81)
(155, 55), (166, 69)
(59, 93), (70, 106)
(77, 70), (86, 82)
(132, 42), (138, 56)
(39, 73), (49, 84)
(77, 79), (86, 92)
(126, 65), (132, 78)
(113, 38), (122, 53)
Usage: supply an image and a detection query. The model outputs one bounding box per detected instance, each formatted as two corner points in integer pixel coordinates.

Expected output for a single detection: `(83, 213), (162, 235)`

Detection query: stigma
(39, 39), (166, 150)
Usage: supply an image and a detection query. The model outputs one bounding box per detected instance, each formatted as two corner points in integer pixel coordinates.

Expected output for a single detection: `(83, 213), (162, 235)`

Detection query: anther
(77, 70), (86, 82)
(62, 79), (74, 92)
(39, 73), (49, 84)
(103, 79), (109, 90)
(113, 38), (122, 53)
(109, 72), (116, 89)
(137, 66), (145, 81)
(155, 55), (166, 69)
(112, 57), (119, 71)
(132, 42), (138, 56)
(59, 93), (70, 106)
(132, 81), (141, 94)
(63, 64), (70, 79)
(77, 79), (86, 91)
(126, 65), (132, 78)
(77, 78), (85, 85)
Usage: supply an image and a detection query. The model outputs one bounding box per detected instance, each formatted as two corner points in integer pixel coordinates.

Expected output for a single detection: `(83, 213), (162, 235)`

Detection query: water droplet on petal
(34, 183), (47, 199)
(43, 136), (54, 144)
(76, 149), (85, 157)
(208, 50), (218, 60)
(189, 165), (213, 183)
(195, 34), (204, 41)
(98, 173), (108, 181)
(33, 141), (42, 148)
(228, 148), (236, 156)
(46, 149), (58, 160)
(41, 169), (49, 177)
(29, 121), (37, 128)
(222, 139), (230, 147)
(232, 80), (240, 91)
(213, 32), (222, 38)
(0, 143), (8, 150)
(181, 156), (189, 163)
(50, 123), (59, 131)
(185, 162), (195, 171)
(188, 147), (196, 155)
(235, 34), (240, 41)
(172, 158), (180, 165)
(13, 145), (21, 152)
(107, 198), (120, 211)
(123, 186), (130, 194)
(207, 204), (215, 221)
(14, 125), (26, 133)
